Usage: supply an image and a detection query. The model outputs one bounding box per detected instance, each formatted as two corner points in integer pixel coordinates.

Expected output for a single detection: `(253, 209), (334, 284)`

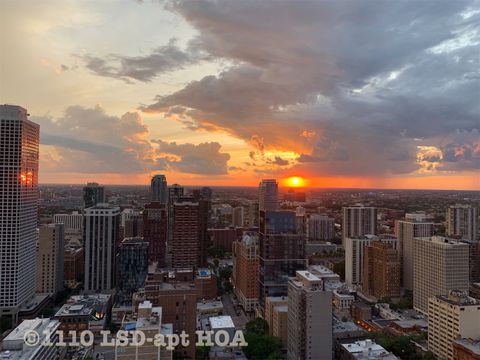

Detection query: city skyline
(1, 1), (479, 190)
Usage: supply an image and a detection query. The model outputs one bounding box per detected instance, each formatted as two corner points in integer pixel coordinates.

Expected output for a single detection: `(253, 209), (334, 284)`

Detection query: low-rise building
(0, 318), (66, 360)
(116, 300), (173, 360)
(54, 293), (113, 336)
(271, 304), (288, 348)
(338, 339), (398, 359)
(264, 296), (288, 335)
(453, 338), (480, 360)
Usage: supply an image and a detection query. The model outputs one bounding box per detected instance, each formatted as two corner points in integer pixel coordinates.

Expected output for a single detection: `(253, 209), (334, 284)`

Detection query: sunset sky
(1, 0), (479, 189)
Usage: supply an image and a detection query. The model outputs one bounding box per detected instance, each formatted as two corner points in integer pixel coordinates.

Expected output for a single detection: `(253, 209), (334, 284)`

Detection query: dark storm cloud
(152, 139), (231, 174)
(142, 0), (479, 176)
(78, 39), (206, 82)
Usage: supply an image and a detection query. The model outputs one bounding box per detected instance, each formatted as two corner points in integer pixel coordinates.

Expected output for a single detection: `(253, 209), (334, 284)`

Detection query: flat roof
(210, 316), (235, 329)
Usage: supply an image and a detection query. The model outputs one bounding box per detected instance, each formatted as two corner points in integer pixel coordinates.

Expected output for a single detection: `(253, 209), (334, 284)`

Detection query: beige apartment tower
(395, 213), (434, 290)
(413, 236), (469, 314)
(36, 224), (65, 295)
(287, 271), (332, 360)
(428, 290), (480, 360)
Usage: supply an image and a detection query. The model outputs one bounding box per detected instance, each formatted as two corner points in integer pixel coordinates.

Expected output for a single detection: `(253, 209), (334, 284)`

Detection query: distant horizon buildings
(0, 105), (40, 321)
(259, 179), (278, 211)
(150, 174), (168, 203)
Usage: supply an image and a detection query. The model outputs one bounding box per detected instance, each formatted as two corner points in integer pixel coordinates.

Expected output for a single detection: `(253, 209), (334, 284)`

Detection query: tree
(246, 318), (269, 335)
(196, 345), (210, 360)
(244, 333), (283, 360)
(333, 260), (345, 281)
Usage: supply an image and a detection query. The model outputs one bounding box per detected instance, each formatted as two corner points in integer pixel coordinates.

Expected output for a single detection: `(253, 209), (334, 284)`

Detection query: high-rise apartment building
(307, 214), (335, 241)
(150, 174), (168, 203)
(143, 202), (168, 267)
(84, 204), (120, 292)
(83, 182), (105, 209)
(447, 204), (478, 242)
(64, 245), (84, 288)
(363, 240), (400, 300)
(191, 190), (210, 267)
(232, 232), (259, 312)
(232, 206), (245, 227)
(345, 235), (397, 286)
(259, 179), (278, 211)
(258, 210), (306, 309)
(133, 277), (197, 360)
(247, 201), (259, 227)
(35, 224), (65, 296)
(428, 290), (480, 360)
(167, 184), (184, 265)
(395, 213), (434, 290)
(0, 105), (39, 321)
(413, 236), (469, 314)
(287, 271), (332, 360)
(172, 197), (200, 269)
(342, 206), (377, 246)
(116, 237), (149, 305)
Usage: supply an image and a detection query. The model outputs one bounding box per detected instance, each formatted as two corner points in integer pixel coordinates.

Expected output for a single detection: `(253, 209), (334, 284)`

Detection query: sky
(1, 0), (479, 189)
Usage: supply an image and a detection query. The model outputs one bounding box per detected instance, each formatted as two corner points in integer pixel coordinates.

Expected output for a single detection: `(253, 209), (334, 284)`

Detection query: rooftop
(55, 293), (111, 317)
(210, 316), (235, 329)
(454, 338), (480, 355)
(341, 340), (398, 359)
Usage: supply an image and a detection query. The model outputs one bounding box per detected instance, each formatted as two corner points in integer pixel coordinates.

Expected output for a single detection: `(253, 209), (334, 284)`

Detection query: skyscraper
(83, 182), (105, 209)
(395, 213), (434, 290)
(447, 204), (478, 242)
(143, 202), (168, 267)
(307, 214), (335, 241)
(172, 196), (200, 269)
(258, 210), (306, 309)
(150, 174), (168, 203)
(287, 271), (332, 360)
(342, 206), (377, 247)
(84, 204), (120, 292)
(259, 179), (278, 211)
(35, 224), (65, 296)
(191, 190), (210, 267)
(413, 236), (469, 314)
(116, 237), (149, 305)
(0, 105), (39, 321)
(167, 184), (184, 266)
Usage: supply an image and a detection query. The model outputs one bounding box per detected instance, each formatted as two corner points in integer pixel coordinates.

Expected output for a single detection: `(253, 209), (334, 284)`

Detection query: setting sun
(286, 176), (305, 188)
